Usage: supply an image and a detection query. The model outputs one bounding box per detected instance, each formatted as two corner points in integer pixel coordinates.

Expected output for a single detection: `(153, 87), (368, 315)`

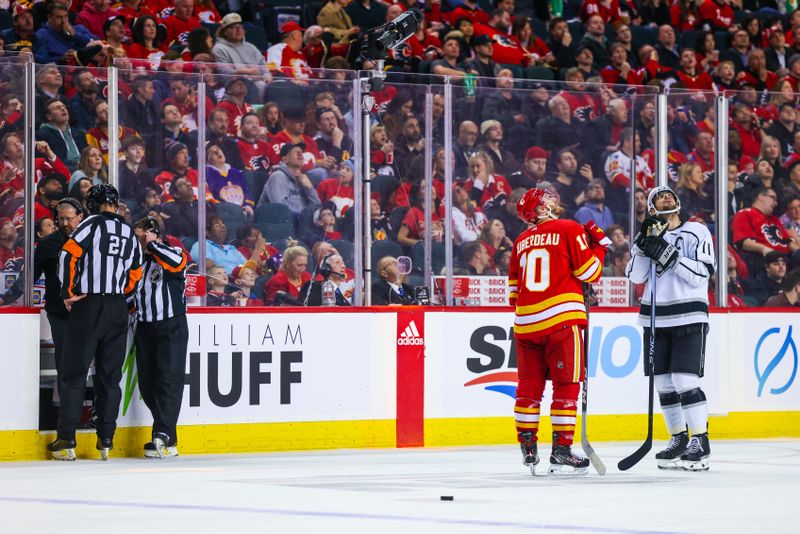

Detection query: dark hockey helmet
(86, 184), (120, 215)
(517, 187), (560, 224)
(647, 185), (680, 217)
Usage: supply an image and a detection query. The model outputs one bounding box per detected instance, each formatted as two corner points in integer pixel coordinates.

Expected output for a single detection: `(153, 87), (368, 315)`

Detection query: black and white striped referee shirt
(135, 241), (188, 322)
(59, 213), (143, 298)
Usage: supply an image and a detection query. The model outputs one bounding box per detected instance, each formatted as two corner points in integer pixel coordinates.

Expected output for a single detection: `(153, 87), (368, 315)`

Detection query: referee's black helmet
(86, 184), (120, 214)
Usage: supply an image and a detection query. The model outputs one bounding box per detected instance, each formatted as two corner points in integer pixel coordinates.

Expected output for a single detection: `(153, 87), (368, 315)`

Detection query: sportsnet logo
(398, 320), (424, 346)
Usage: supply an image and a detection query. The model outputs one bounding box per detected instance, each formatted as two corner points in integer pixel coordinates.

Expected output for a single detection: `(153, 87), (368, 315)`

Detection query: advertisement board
(424, 311), (726, 418)
(115, 312), (397, 427)
(0, 311), (40, 431)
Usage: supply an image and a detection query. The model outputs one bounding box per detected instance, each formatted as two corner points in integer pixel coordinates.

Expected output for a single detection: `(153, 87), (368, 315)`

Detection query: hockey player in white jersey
(626, 185), (716, 471)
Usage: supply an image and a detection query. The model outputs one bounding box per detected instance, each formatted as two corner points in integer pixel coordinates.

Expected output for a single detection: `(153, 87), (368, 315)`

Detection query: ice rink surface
(0, 439), (797, 534)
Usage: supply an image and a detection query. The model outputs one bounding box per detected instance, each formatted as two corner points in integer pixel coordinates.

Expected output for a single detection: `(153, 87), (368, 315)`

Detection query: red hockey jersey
(508, 218), (605, 337)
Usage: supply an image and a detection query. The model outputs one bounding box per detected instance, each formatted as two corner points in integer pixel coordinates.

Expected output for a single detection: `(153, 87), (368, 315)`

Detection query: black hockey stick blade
(616, 385), (653, 471)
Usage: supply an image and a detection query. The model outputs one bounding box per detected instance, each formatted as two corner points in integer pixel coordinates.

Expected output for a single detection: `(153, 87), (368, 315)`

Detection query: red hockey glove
(584, 221), (611, 248)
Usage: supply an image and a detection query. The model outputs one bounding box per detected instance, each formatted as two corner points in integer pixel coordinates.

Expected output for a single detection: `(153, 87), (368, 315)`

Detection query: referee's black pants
(57, 294), (128, 441)
(134, 314), (189, 442)
(46, 312), (68, 375)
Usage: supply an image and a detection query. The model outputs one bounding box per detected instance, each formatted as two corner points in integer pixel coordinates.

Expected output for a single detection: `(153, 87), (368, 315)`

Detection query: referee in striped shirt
(132, 216), (189, 458)
(51, 184), (143, 461)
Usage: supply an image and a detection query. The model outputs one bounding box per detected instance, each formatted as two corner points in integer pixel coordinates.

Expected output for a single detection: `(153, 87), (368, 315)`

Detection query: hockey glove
(583, 221), (612, 248)
(636, 217), (668, 248)
(640, 236), (679, 272)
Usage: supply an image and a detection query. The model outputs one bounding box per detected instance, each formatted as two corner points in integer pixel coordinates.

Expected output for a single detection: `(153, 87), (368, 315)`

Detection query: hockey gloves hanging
(583, 221), (612, 248)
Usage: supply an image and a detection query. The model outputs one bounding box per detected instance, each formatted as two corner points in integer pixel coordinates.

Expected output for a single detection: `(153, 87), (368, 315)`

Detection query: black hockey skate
(548, 434), (589, 476)
(96, 437), (113, 461)
(519, 432), (539, 475)
(655, 430), (689, 470)
(47, 438), (76, 461)
(681, 433), (710, 471)
(145, 433), (179, 459)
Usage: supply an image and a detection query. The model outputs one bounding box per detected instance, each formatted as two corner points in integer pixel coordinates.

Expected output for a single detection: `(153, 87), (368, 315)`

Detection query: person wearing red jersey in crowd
(466, 150), (512, 211)
(161, 78), (214, 133)
(406, 14), (442, 62)
(154, 142), (212, 203)
(604, 128), (654, 205)
(559, 69), (599, 124)
(126, 14), (167, 69)
(316, 159), (355, 216)
(263, 245), (310, 306)
(429, 0), (489, 26)
(214, 77), (253, 137)
(162, 0), (200, 47)
(397, 181), (445, 249)
(479, 217), (513, 264)
(235, 224), (280, 277)
(732, 187), (800, 271)
(18, 173), (68, 228)
(269, 108), (336, 186)
(676, 48), (714, 90)
(114, 0), (154, 23)
(235, 112), (272, 172)
(472, 9), (530, 67)
(688, 131), (716, 173)
(86, 100), (140, 166)
(601, 43), (643, 87)
(77, 0), (114, 41)
(230, 263), (261, 306)
(670, 0), (699, 31)
(729, 104), (763, 160)
(642, 127), (688, 185)
(698, 0), (733, 31)
(266, 21), (311, 81)
(193, 0), (221, 24)
(580, 0), (625, 25)
(512, 16), (554, 67)
(0, 218), (23, 270)
(509, 187), (609, 475)
(736, 48), (778, 92)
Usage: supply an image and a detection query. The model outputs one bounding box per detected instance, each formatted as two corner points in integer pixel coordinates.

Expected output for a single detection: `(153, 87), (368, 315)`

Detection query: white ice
(1, 440), (797, 533)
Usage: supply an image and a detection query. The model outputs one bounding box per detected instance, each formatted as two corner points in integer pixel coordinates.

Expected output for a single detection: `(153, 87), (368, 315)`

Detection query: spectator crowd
(0, 0), (799, 308)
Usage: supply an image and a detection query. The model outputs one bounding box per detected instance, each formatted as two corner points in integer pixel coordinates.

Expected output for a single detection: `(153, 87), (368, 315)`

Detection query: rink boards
(0, 307), (798, 460)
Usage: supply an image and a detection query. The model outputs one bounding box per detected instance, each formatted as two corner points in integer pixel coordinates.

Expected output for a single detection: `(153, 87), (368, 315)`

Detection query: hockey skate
(96, 437), (113, 461)
(681, 433), (710, 471)
(548, 434), (589, 476)
(519, 432), (539, 475)
(145, 433), (179, 459)
(47, 438), (76, 461)
(655, 430), (689, 470)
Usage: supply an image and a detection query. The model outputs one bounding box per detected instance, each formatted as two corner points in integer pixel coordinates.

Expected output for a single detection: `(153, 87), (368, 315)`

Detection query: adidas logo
(398, 319), (424, 346)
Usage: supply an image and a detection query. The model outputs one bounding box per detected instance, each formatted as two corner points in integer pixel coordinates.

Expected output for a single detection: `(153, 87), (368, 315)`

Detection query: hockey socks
(514, 398), (541, 442)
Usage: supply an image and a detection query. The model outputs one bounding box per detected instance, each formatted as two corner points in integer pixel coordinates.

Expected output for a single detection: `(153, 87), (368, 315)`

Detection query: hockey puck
(440, 496), (454, 501)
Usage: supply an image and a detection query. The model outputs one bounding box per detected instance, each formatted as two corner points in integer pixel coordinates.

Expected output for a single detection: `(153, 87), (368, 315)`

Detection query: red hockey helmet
(517, 188), (559, 224)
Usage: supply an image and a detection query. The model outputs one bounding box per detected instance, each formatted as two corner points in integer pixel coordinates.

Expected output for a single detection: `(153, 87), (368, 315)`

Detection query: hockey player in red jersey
(508, 188), (610, 475)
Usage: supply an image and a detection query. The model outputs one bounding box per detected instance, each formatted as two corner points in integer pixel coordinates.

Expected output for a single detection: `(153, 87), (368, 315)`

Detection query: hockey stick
(581, 283), (606, 475)
(617, 261), (657, 471)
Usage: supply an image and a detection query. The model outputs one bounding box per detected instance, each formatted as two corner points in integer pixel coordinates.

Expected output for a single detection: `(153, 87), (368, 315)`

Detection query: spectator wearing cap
(575, 179), (614, 230)
(745, 251), (788, 306)
(478, 119), (519, 178)
(509, 146), (547, 189)
(463, 34), (499, 81)
(266, 21), (311, 80)
(191, 216), (248, 274)
(36, 3), (98, 64)
(154, 142), (208, 203)
(119, 136), (152, 201)
(764, 269), (800, 307)
(100, 15), (128, 57)
(215, 77), (254, 137)
(432, 35), (468, 79)
(77, 0), (114, 42)
(30, 174), (68, 225)
(346, 0), (389, 32)
(572, 44), (597, 79)
(36, 99), (88, 171)
(522, 82), (551, 128)
(162, 0), (201, 47)
(765, 103), (797, 157)
(212, 13), (267, 76)
(654, 24), (680, 72)
(258, 142), (321, 216)
(577, 14), (609, 70)
(314, 107), (354, 164)
(160, 175), (198, 238)
(765, 26), (789, 72)
(270, 109), (335, 185)
(2, 2), (43, 57)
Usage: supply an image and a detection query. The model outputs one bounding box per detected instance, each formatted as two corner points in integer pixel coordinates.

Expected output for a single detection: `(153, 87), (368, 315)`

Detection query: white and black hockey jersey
(626, 221), (716, 328)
